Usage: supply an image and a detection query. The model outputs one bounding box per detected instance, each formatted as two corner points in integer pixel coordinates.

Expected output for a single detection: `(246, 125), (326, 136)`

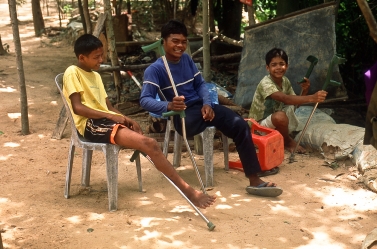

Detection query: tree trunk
(159, 0), (173, 21)
(0, 34), (7, 55)
(247, 5), (255, 26)
(221, 0), (243, 40)
(126, 0), (131, 14)
(8, 0), (30, 135)
(104, 0), (121, 103)
(31, 0), (45, 36)
(77, 0), (87, 34)
(209, 0), (215, 32)
(117, 0), (123, 16)
(211, 0), (243, 56)
(82, 0), (92, 34)
(57, 0), (62, 27)
(356, 0), (377, 44)
(276, 0), (299, 17)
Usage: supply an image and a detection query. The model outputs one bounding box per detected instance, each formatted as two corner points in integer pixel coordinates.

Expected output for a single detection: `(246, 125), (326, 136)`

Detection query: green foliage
(241, 19), (248, 34)
(89, 0), (96, 9)
(336, 0), (377, 98)
(254, 0), (277, 22)
(130, 0), (156, 31)
(16, 0), (26, 6)
(62, 4), (73, 15)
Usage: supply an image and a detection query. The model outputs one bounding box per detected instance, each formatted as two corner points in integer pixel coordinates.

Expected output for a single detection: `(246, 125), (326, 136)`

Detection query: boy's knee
(141, 136), (161, 152)
(272, 111), (289, 125)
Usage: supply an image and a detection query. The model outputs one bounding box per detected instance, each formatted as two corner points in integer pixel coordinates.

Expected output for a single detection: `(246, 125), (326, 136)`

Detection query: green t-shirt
(248, 75), (296, 121)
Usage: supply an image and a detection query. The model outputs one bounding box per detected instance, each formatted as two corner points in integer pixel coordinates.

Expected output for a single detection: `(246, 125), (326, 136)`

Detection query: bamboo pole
(202, 0), (210, 82)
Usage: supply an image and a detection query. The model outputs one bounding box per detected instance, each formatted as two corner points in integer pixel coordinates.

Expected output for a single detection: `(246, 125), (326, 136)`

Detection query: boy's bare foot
(285, 138), (306, 154)
(186, 189), (216, 209)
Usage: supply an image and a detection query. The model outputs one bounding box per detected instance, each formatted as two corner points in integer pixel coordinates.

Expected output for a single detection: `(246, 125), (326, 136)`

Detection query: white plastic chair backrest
(55, 73), (84, 142)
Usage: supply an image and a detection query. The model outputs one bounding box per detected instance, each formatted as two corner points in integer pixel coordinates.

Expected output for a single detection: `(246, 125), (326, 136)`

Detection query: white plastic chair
(55, 73), (143, 211)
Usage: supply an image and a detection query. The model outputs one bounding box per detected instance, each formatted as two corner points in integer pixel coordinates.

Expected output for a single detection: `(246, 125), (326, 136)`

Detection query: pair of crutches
(126, 61), (215, 230)
(289, 54), (346, 163)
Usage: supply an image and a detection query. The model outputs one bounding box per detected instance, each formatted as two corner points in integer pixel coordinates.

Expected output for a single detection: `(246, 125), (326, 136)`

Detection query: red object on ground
(229, 118), (284, 172)
(239, 0), (252, 6)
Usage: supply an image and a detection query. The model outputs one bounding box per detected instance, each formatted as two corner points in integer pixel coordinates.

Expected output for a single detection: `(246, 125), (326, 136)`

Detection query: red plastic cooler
(229, 118), (284, 172)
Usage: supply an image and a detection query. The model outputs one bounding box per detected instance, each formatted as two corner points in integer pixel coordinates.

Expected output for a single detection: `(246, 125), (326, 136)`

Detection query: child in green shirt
(249, 48), (328, 153)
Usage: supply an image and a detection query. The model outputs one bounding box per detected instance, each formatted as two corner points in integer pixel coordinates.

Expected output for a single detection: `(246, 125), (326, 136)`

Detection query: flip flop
(246, 182), (283, 197)
(257, 167), (280, 177)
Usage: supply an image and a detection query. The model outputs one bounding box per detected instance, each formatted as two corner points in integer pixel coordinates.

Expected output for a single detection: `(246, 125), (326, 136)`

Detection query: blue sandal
(246, 183), (283, 197)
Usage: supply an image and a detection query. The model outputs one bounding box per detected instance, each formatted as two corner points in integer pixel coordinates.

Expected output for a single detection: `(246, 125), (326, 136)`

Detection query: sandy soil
(1, 1), (377, 249)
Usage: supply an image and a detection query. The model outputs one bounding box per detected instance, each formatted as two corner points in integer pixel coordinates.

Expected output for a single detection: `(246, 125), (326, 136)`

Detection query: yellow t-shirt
(63, 65), (119, 135)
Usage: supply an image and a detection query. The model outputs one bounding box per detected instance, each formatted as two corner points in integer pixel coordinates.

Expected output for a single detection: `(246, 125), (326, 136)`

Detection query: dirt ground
(1, 1), (377, 249)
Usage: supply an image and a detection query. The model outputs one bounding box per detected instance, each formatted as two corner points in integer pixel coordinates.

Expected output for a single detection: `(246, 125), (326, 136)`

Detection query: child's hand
(312, 90), (328, 103)
(111, 114), (128, 125)
(128, 119), (143, 134)
(118, 115), (143, 134)
(300, 77), (310, 95)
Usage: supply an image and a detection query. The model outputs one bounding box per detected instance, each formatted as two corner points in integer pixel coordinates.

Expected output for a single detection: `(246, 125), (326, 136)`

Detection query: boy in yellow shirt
(63, 34), (216, 209)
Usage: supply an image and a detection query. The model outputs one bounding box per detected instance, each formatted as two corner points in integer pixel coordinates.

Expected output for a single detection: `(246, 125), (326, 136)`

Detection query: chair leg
(202, 127), (216, 187)
(82, 149), (93, 187)
(163, 119), (172, 157)
(173, 131), (182, 167)
(103, 145), (120, 212)
(135, 153), (143, 192)
(222, 133), (229, 171)
(64, 141), (75, 199)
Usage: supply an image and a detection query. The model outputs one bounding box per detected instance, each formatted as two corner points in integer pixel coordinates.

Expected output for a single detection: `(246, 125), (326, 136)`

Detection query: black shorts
(84, 118), (124, 144)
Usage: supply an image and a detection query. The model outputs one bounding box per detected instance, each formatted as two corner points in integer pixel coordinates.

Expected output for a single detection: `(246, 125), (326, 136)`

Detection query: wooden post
(194, 0), (211, 155)
(104, 0), (122, 103)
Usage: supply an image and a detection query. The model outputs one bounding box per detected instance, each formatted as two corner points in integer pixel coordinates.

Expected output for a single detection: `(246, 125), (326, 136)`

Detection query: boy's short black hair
(74, 34), (103, 58)
(161, 20), (188, 39)
(265, 48), (289, 65)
